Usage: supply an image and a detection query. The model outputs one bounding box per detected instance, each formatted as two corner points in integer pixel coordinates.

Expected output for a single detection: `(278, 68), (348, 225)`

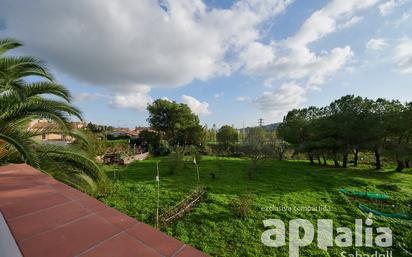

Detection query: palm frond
(0, 38), (22, 55)
(1, 98), (83, 131)
(0, 125), (38, 166)
(37, 143), (102, 181)
(0, 56), (54, 82)
(24, 81), (72, 102)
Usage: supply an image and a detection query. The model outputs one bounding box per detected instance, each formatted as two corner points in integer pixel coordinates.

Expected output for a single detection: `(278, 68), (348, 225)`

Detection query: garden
(101, 157), (412, 257)
(1, 37), (412, 257)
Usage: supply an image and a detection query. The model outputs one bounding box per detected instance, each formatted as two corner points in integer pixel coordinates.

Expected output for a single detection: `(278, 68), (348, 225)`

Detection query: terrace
(0, 164), (208, 257)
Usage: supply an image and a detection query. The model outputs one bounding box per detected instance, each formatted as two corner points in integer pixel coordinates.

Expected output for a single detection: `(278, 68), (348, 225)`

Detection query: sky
(1, 0), (411, 128)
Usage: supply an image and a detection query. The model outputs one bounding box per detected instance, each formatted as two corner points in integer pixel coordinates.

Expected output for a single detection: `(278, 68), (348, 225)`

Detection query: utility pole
(258, 118), (264, 127)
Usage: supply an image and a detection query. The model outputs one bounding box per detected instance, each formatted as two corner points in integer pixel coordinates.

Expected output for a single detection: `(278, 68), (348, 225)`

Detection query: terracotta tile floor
(0, 164), (209, 257)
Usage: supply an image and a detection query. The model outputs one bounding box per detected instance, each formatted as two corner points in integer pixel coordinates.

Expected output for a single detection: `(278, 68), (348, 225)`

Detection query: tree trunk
(405, 160), (410, 168)
(278, 151), (284, 161)
(333, 159), (340, 167)
(353, 149), (359, 167)
(396, 159), (404, 172)
(333, 149), (340, 167)
(248, 160), (257, 179)
(342, 153), (348, 168)
(308, 154), (315, 165)
(374, 149), (381, 170)
(322, 154), (327, 166)
(317, 156), (322, 165)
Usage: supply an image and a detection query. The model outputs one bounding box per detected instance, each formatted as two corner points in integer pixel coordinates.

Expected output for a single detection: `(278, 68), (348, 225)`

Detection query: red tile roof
(0, 164), (209, 257)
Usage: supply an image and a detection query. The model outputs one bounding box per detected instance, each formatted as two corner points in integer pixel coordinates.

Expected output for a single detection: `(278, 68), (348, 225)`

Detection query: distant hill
(238, 122), (281, 133)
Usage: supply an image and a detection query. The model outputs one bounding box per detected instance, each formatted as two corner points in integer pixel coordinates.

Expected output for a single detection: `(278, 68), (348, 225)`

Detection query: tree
(133, 130), (171, 156)
(0, 38), (102, 192)
(278, 94), (412, 172)
(241, 127), (273, 179)
(147, 99), (204, 146)
(267, 131), (289, 161)
(278, 106), (321, 165)
(216, 125), (238, 151)
(326, 95), (369, 168)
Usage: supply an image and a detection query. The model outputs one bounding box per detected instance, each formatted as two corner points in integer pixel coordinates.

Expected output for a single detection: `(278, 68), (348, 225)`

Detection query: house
(107, 127), (153, 140)
(28, 119), (85, 143)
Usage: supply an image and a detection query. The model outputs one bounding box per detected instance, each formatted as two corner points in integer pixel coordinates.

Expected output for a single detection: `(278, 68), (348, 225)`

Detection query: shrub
(229, 194), (253, 219)
(162, 147), (184, 174)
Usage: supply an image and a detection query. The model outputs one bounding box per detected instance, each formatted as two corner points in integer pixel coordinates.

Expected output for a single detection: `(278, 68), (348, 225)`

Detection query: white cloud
(161, 97), (172, 102)
(0, 0), (292, 91)
(74, 92), (106, 102)
(339, 16), (364, 29)
(214, 92), (224, 98)
(181, 95), (211, 115)
(393, 39), (412, 74)
(109, 85), (153, 111)
(379, 0), (409, 16)
(286, 0), (378, 49)
(238, 42), (275, 73)
(236, 96), (249, 102)
(393, 10), (412, 27)
(253, 82), (306, 111)
(239, 0), (374, 88)
(366, 38), (387, 50)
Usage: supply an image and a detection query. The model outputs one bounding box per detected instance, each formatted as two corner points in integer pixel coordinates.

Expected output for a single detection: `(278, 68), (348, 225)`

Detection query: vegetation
(216, 125), (238, 151)
(0, 38), (103, 193)
(102, 157), (412, 257)
(133, 129), (170, 156)
(278, 95), (412, 171)
(147, 99), (204, 147)
(3, 38), (412, 257)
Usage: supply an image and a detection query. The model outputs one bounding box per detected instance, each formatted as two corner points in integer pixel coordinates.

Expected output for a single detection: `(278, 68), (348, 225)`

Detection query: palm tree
(0, 38), (103, 193)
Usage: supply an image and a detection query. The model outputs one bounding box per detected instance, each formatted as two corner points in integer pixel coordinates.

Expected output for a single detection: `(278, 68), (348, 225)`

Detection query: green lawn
(101, 157), (412, 257)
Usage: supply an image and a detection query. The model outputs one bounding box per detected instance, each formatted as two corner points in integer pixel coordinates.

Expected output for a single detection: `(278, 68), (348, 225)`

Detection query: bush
(104, 139), (129, 149)
(229, 194), (253, 219)
(162, 147), (184, 174)
(156, 140), (171, 156)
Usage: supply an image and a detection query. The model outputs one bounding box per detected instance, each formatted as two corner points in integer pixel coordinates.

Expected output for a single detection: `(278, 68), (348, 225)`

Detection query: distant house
(107, 127), (153, 140)
(28, 119), (85, 143)
(107, 129), (137, 139)
(133, 126), (154, 134)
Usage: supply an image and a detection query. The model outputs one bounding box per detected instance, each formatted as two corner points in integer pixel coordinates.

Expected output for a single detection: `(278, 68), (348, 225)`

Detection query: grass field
(101, 156), (412, 257)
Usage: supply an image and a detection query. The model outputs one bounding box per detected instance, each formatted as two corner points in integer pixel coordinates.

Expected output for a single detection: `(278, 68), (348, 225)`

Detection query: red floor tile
(77, 197), (107, 212)
(127, 223), (184, 257)
(58, 188), (89, 200)
(19, 215), (121, 257)
(0, 184), (51, 203)
(78, 233), (162, 257)
(8, 201), (91, 241)
(97, 207), (138, 230)
(1, 192), (70, 219)
(174, 246), (210, 257)
(0, 164), (210, 257)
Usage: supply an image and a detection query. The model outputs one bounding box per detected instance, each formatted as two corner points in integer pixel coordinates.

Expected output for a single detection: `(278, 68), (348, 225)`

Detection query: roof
(28, 122), (58, 131)
(0, 164), (209, 257)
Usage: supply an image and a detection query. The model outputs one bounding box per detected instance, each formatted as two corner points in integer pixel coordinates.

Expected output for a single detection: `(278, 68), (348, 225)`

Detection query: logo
(261, 218), (392, 257)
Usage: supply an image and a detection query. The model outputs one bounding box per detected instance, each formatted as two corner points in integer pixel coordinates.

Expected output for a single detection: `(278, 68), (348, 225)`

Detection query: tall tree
(216, 125), (238, 151)
(241, 127), (273, 179)
(147, 99), (204, 146)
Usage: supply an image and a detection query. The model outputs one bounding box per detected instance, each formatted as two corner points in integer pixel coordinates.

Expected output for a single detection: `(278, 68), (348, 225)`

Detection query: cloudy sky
(1, 0), (411, 128)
